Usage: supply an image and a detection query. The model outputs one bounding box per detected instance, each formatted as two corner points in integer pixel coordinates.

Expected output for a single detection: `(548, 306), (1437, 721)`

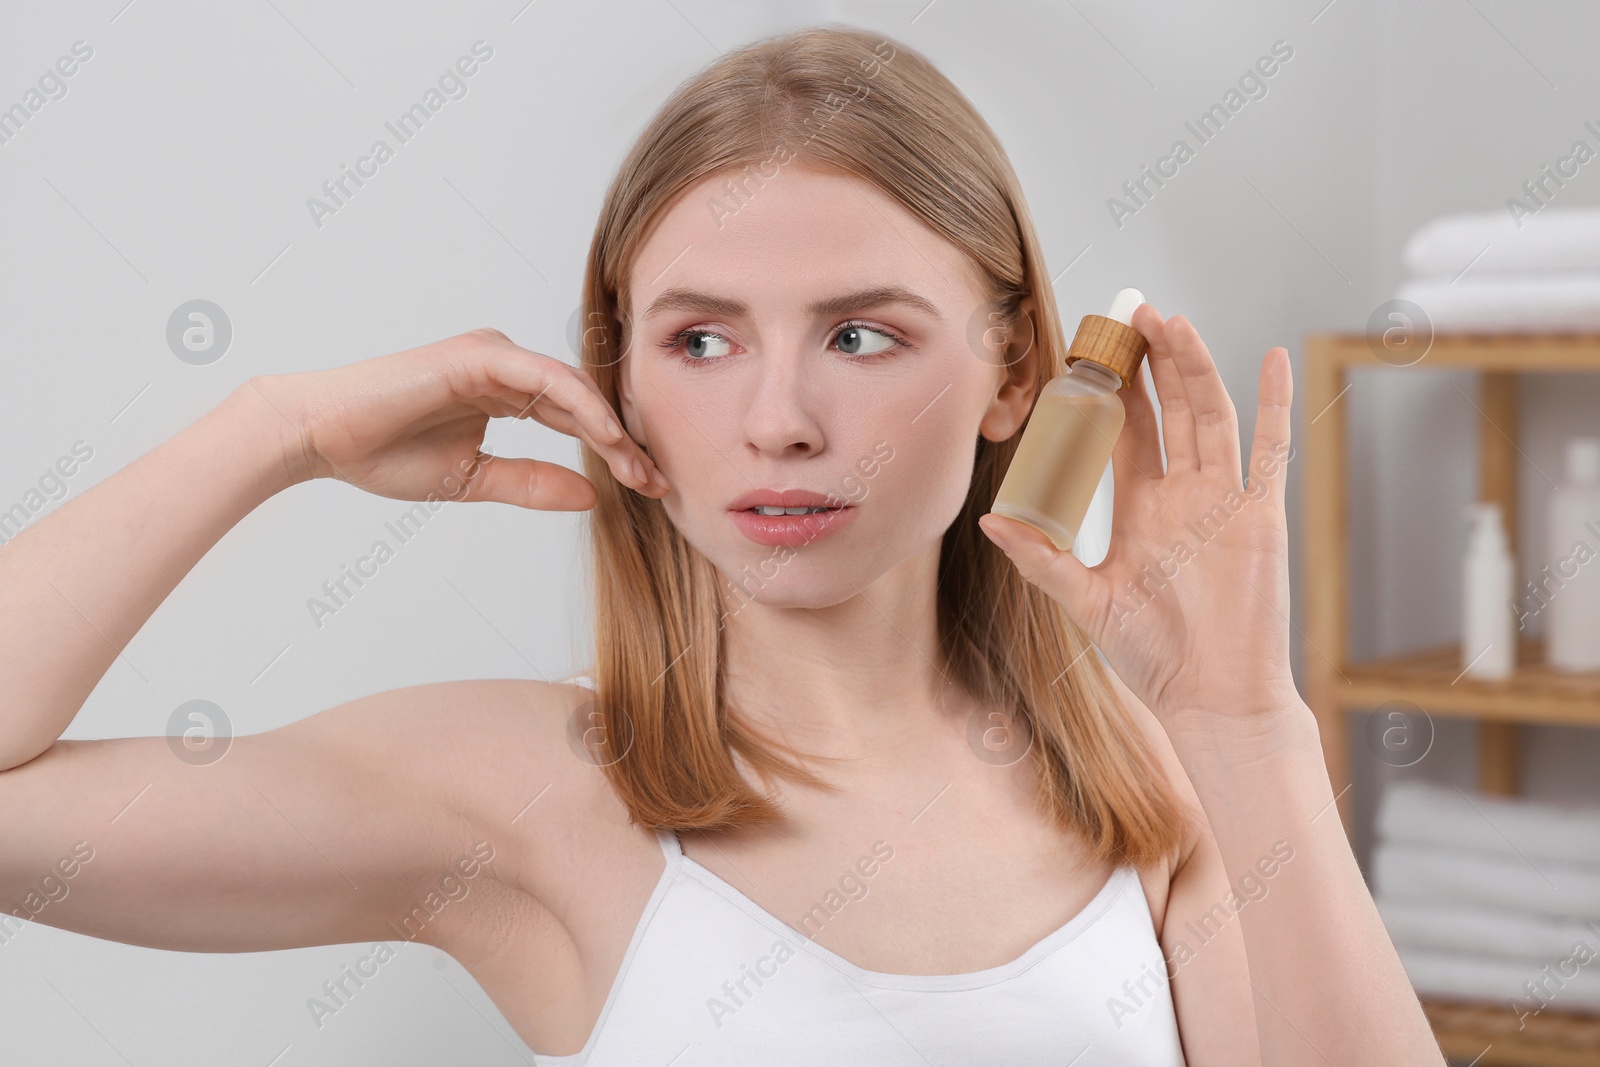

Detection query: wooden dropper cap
(1065, 288), (1148, 390)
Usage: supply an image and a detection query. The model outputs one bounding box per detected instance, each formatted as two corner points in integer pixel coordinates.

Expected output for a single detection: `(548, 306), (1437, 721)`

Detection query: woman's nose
(740, 350), (826, 456)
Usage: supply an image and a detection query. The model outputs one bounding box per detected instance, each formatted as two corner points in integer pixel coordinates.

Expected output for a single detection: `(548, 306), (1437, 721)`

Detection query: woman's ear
(979, 292), (1041, 443)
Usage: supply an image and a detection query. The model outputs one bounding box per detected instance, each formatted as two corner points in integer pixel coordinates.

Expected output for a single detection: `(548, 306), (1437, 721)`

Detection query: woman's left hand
(979, 304), (1300, 731)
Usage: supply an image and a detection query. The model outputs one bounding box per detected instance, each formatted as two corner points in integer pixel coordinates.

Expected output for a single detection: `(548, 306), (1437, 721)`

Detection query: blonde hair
(575, 24), (1186, 868)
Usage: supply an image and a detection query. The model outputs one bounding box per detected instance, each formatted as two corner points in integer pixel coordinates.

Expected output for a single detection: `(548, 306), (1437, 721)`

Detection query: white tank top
(538, 678), (1187, 1066)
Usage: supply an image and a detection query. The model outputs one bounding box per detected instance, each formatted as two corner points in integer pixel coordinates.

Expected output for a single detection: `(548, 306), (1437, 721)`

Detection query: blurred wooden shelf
(1310, 331), (1600, 371)
(1340, 637), (1600, 726)
(1303, 332), (1600, 1066)
(1425, 999), (1600, 1067)
(1302, 330), (1600, 821)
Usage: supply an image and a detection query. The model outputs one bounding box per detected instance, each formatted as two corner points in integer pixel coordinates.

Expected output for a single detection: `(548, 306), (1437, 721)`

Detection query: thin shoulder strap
(655, 827), (682, 863)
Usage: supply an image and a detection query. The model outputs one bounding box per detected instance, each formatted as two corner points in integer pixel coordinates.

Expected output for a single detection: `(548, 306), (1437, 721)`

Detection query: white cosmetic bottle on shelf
(1546, 436), (1600, 672)
(1462, 502), (1515, 680)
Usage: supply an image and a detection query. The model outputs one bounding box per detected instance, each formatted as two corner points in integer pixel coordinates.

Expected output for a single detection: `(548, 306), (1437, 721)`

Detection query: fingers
(511, 379), (651, 495)
(1113, 362), (1165, 485)
(469, 331), (669, 497)
(1162, 314), (1242, 483)
(1133, 304), (1198, 474)
(977, 513), (1102, 635)
(1245, 347), (1293, 508)
(457, 452), (600, 511)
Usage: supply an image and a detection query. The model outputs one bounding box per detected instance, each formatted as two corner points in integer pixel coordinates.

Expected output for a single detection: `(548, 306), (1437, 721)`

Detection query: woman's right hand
(246, 327), (668, 509)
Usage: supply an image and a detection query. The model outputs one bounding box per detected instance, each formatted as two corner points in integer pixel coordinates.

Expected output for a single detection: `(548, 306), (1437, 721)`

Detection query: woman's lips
(728, 505), (858, 547)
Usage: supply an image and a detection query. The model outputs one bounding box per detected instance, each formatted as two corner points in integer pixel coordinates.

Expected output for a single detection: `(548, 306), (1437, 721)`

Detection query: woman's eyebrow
(641, 285), (942, 321)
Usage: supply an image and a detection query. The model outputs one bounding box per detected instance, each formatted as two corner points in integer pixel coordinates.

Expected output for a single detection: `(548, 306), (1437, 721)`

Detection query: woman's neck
(718, 542), (969, 757)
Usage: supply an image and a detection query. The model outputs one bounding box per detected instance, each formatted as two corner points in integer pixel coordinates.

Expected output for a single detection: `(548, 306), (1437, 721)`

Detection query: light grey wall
(3, 0), (1597, 1061)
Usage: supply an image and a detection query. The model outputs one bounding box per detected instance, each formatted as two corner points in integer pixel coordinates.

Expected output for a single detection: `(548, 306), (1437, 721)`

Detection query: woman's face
(617, 164), (1036, 610)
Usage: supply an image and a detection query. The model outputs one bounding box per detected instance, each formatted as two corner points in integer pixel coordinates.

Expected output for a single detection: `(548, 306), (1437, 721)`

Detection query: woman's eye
(679, 330), (732, 359)
(664, 323), (901, 363)
(835, 324), (898, 357)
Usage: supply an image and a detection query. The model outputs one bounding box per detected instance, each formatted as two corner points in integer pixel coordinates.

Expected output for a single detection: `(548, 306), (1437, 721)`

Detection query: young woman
(0, 25), (1441, 1067)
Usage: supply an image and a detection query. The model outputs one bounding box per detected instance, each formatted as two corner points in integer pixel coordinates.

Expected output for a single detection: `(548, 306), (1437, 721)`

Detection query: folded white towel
(1393, 273), (1600, 332)
(1372, 840), (1600, 920)
(1378, 895), (1600, 964)
(1403, 206), (1600, 278)
(1377, 780), (1600, 866)
(1396, 944), (1600, 1014)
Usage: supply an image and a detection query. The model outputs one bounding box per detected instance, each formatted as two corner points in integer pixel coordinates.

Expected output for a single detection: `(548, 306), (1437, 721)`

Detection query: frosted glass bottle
(991, 289), (1148, 552)
(1546, 437), (1600, 671)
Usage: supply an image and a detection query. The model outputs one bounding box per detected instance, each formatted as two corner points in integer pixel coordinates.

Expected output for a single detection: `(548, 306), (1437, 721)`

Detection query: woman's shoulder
(427, 671), (620, 806)
(361, 675), (644, 898)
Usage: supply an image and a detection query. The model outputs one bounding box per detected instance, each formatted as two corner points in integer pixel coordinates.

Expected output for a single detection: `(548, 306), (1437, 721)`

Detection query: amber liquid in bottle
(992, 358), (1127, 551)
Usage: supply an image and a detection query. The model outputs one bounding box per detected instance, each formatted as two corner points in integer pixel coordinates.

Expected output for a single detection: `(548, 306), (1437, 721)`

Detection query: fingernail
(979, 515), (1011, 550)
(650, 468), (669, 491)
(606, 415), (623, 440)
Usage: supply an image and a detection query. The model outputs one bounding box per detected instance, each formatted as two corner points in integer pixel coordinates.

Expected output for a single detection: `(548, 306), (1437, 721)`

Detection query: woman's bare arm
(1112, 668), (1262, 1067)
(0, 331), (664, 772)
(0, 384), (299, 769)
(0, 679), (569, 954)
(0, 389), (481, 951)
(0, 328), (668, 953)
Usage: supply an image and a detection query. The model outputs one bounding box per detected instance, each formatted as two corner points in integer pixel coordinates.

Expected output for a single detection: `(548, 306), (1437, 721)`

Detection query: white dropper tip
(1106, 287), (1145, 326)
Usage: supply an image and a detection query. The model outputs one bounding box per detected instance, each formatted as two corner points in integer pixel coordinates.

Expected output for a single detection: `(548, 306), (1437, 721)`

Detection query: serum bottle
(991, 288), (1149, 551)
